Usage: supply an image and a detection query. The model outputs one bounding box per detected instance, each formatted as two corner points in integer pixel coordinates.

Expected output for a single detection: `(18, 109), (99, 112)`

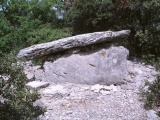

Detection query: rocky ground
(26, 60), (160, 120)
(38, 83), (146, 120)
(18, 30), (160, 119)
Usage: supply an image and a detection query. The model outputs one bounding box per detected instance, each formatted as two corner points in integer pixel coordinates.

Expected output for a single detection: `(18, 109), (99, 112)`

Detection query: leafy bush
(67, 0), (115, 34)
(0, 0), (70, 53)
(27, 24), (71, 45)
(142, 75), (160, 116)
(0, 18), (71, 53)
(0, 52), (45, 120)
(141, 56), (160, 71)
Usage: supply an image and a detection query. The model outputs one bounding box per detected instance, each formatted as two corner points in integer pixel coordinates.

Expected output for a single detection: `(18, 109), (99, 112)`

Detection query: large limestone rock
(31, 46), (129, 85)
(17, 30), (130, 60)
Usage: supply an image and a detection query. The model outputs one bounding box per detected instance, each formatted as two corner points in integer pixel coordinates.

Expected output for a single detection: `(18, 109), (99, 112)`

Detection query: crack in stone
(89, 63), (96, 67)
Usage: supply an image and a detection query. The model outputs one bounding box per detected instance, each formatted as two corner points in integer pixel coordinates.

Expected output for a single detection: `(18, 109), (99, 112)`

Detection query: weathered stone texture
(17, 30), (130, 60)
(34, 46), (129, 85)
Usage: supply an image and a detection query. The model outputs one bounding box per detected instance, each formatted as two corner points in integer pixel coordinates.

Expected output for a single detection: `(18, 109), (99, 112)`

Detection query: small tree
(0, 52), (45, 120)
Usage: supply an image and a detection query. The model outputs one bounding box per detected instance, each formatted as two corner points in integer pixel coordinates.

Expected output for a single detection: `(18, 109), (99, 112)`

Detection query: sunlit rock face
(19, 30), (131, 85)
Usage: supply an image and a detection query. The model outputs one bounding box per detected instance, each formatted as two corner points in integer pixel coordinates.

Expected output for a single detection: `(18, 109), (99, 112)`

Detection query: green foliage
(0, 0), (70, 53)
(0, 52), (45, 120)
(1, 0), (63, 25)
(67, 0), (115, 34)
(67, 0), (160, 57)
(142, 75), (160, 116)
(27, 24), (71, 45)
(141, 56), (160, 72)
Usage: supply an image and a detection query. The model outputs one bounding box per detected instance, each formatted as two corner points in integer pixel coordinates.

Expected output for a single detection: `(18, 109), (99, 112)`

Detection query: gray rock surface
(23, 59), (158, 120)
(17, 30), (130, 60)
(42, 85), (69, 96)
(33, 99), (45, 108)
(121, 60), (159, 90)
(38, 82), (147, 120)
(147, 110), (160, 120)
(30, 46), (129, 85)
(26, 81), (49, 89)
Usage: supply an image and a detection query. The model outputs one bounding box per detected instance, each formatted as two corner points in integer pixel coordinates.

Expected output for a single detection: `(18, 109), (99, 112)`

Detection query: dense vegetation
(0, 0), (160, 118)
(67, 0), (160, 58)
(0, 0), (71, 54)
(0, 52), (45, 119)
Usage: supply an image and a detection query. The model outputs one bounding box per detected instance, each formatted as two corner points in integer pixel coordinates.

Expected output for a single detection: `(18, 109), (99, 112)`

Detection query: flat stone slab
(17, 30), (130, 60)
(26, 81), (49, 89)
(42, 85), (68, 95)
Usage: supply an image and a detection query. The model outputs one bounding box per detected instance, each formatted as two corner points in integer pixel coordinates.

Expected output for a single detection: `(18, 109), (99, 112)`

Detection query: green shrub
(27, 24), (71, 46)
(67, 0), (115, 34)
(0, 18), (71, 53)
(0, 0), (68, 53)
(0, 52), (45, 120)
(142, 75), (160, 116)
(141, 56), (160, 71)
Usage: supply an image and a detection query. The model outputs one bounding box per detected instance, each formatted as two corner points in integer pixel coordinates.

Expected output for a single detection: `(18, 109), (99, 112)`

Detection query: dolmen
(17, 30), (131, 85)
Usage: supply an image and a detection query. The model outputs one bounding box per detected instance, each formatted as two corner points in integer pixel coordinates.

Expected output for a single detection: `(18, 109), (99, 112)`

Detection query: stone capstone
(33, 46), (129, 85)
(17, 30), (130, 60)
